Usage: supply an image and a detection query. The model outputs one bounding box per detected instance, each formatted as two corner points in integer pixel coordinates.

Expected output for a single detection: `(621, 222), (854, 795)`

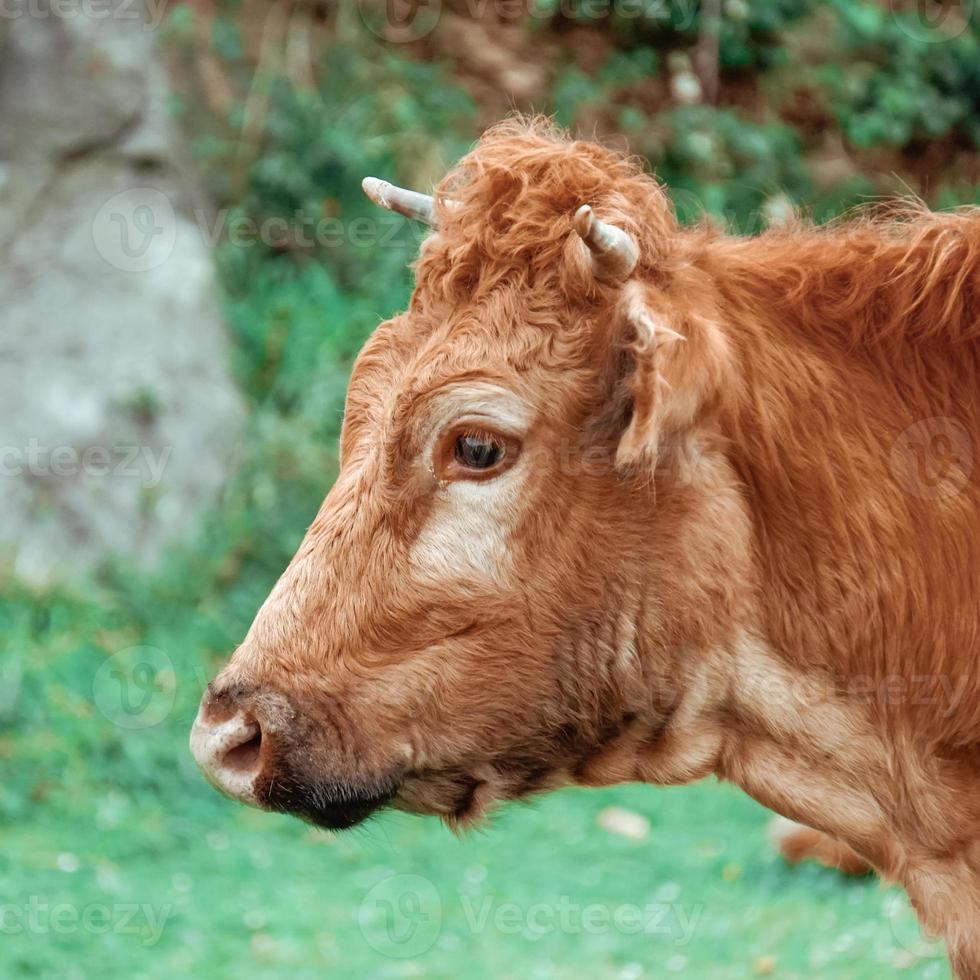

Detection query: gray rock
(0, 0), (244, 584)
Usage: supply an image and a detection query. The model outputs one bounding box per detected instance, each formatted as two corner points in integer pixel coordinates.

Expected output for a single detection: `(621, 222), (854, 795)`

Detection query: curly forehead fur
(413, 117), (677, 310)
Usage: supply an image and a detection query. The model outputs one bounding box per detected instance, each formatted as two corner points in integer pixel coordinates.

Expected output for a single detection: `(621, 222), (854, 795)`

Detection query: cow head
(191, 120), (748, 830)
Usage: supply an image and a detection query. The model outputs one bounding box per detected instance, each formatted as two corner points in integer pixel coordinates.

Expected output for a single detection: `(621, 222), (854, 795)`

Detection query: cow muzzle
(189, 681), (401, 830)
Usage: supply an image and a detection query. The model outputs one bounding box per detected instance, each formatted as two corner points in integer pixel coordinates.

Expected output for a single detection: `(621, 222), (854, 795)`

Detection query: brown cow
(190, 120), (980, 976)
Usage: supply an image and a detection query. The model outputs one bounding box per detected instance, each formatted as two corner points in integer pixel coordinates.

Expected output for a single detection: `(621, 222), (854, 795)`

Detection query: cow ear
(614, 282), (686, 473)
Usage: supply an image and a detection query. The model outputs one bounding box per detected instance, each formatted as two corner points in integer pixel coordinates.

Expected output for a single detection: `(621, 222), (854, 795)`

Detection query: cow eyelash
(433, 424), (520, 483)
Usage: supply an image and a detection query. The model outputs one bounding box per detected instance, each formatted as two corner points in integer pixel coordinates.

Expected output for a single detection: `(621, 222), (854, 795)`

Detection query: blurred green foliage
(548, 0), (978, 225)
(555, 0), (818, 68)
(828, 0), (980, 148)
(3, 1), (976, 976)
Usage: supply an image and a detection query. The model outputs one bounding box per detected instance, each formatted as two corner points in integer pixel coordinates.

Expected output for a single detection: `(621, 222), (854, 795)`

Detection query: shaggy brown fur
(193, 119), (980, 977)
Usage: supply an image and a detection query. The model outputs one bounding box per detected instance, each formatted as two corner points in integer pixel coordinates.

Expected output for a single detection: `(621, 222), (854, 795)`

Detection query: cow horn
(574, 205), (639, 281)
(362, 177), (437, 227)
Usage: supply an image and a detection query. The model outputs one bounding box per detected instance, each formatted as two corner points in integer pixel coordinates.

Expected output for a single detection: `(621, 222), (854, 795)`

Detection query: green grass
(0, 571), (950, 978)
(0, 766), (950, 979)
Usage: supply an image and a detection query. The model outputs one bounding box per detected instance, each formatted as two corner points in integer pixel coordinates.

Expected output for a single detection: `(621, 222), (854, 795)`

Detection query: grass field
(0, 577), (950, 979)
(0, 773), (950, 979)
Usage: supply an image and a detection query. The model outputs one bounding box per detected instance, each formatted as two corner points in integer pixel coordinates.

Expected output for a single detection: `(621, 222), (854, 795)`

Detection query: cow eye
(454, 433), (504, 470)
(434, 424), (519, 483)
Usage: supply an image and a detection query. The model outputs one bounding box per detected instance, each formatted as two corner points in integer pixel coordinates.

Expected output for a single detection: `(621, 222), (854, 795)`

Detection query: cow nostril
(190, 703), (265, 805)
(222, 727), (262, 773)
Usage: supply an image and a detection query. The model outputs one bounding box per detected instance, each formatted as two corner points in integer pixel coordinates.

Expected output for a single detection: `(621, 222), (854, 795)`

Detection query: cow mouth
(257, 771), (402, 830)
